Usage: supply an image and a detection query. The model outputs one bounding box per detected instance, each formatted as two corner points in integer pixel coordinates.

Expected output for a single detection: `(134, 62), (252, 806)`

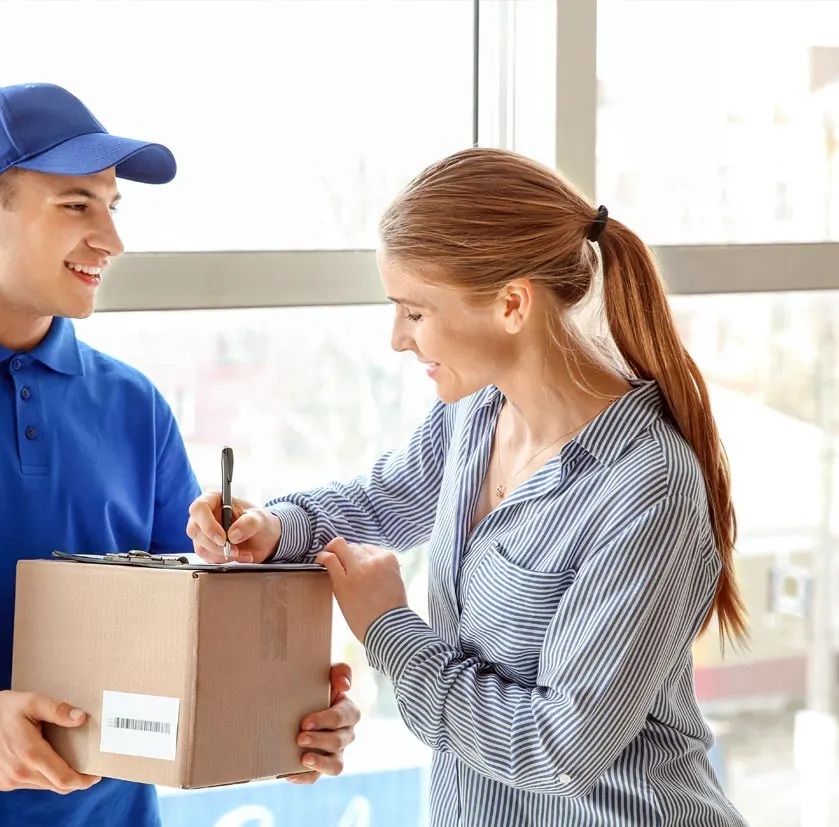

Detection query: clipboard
(51, 550), (324, 572)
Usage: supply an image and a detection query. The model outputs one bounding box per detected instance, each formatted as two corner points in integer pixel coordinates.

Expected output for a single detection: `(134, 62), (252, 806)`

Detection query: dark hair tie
(587, 205), (609, 243)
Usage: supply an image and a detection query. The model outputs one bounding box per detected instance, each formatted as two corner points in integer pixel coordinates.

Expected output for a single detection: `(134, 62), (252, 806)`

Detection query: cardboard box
(11, 554), (332, 789)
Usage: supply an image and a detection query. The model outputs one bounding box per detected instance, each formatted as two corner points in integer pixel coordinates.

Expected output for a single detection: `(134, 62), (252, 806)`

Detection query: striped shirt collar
(478, 379), (665, 470)
(574, 380), (665, 468)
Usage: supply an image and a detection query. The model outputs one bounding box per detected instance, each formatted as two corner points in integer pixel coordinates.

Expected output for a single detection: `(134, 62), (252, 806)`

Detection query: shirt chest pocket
(459, 541), (576, 674)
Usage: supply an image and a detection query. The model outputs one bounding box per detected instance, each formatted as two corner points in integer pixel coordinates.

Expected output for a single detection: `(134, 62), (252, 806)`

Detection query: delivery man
(0, 82), (358, 827)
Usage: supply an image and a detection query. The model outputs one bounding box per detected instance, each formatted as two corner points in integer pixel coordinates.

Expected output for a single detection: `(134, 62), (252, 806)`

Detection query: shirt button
(25, 426), (37, 440)
(11, 358), (23, 371)
(20, 387), (31, 400)
(558, 774), (571, 786)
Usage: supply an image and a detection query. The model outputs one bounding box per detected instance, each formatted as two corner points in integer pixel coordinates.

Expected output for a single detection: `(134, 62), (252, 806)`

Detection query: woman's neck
(494, 344), (631, 452)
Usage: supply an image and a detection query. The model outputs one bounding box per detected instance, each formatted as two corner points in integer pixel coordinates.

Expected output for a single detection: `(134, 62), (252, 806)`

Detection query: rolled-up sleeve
(365, 495), (718, 797)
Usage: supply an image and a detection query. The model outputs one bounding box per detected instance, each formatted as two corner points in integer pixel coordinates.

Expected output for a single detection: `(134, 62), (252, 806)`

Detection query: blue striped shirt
(268, 380), (749, 826)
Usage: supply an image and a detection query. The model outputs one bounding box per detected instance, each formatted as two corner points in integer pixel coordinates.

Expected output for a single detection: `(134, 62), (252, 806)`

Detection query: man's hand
(287, 663), (360, 785)
(186, 491), (282, 564)
(0, 691), (100, 794)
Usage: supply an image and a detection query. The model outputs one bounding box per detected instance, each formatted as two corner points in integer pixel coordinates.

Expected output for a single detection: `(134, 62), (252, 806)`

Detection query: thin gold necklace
(494, 428), (576, 500)
(493, 401), (616, 499)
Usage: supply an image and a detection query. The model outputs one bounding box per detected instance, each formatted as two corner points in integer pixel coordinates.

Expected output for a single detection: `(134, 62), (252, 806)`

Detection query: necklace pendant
(495, 483), (506, 499)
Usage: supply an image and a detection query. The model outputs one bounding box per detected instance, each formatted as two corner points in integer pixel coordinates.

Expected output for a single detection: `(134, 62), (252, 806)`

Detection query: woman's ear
(497, 279), (535, 334)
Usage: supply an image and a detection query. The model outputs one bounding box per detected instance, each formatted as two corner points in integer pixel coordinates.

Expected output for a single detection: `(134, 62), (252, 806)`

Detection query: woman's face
(378, 251), (520, 403)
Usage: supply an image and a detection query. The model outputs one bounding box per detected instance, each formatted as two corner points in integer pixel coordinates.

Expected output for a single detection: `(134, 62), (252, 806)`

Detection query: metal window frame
(95, 0), (839, 315)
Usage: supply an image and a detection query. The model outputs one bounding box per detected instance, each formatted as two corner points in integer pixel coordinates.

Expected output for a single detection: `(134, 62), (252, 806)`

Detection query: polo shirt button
(20, 387), (31, 400)
(25, 426), (37, 440)
(11, 358), (23, 371)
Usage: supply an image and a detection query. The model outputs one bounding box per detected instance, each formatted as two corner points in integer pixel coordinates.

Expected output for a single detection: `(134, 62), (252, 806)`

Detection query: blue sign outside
(159, 768), (426, 827)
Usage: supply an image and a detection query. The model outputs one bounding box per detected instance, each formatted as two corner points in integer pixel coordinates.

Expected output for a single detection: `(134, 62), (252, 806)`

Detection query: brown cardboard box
(11, 555), (332, 789)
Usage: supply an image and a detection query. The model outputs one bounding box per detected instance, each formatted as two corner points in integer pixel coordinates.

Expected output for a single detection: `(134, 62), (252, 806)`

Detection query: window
(597, 0), (839, 245)
(477, 0), (557, 165)
(3, 0), (475, 251)
(671, 291), (839, 826)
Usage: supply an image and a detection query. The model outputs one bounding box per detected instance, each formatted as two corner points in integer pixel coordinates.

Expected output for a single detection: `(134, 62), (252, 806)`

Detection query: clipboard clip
(103, 551), (190, 566)
(52, 550), (189, 567)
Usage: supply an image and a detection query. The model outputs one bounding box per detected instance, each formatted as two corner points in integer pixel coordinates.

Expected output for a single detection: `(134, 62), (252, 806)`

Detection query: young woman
(188, 147), (749, 826)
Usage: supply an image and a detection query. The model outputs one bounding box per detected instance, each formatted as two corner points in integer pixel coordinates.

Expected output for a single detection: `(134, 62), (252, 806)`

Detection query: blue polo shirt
(0, 317), (200, 827)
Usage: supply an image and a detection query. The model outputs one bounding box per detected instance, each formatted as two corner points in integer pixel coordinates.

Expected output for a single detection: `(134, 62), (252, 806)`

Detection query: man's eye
(64, 203), (87, 213)
(406, 312), (423, 323)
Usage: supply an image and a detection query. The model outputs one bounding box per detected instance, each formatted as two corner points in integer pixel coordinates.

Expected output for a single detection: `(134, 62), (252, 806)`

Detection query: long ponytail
(597, 219), (747, 647)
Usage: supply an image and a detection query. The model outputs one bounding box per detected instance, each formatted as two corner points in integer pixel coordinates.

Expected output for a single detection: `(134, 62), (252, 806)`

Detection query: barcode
(107, 716), (171, 735)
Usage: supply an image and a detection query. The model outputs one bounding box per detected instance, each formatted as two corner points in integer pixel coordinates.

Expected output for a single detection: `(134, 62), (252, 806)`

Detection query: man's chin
(58, 301), (96, 321)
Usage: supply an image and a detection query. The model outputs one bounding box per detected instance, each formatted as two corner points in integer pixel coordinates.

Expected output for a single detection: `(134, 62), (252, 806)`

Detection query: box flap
(51, 550), (323, 572)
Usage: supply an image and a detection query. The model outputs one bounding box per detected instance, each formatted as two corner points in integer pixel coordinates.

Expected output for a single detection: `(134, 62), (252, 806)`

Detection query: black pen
(221, 446), (234, 559)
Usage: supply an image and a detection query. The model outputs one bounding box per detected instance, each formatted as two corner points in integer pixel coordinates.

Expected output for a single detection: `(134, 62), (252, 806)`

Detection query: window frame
(95, 0), (837, 315)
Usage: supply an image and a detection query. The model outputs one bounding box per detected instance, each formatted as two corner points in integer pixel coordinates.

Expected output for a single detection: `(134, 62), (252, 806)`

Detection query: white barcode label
(100, 691), (179, 761)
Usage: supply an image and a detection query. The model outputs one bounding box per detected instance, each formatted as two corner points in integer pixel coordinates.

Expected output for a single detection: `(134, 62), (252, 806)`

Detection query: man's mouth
(65, 261), (103, 286)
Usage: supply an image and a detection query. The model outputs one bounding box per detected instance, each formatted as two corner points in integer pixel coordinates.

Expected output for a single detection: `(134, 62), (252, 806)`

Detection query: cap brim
(14, 132), (177, 184)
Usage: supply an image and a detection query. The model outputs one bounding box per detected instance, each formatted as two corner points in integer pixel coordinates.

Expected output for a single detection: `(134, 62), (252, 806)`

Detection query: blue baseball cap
(0, 83), (176, 184)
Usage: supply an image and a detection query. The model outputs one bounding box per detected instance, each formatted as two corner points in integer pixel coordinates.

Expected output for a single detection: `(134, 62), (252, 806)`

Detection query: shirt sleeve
(364, 495), (719, 797)
(148, 390), (201, 554)
(266, 399), (449, 561)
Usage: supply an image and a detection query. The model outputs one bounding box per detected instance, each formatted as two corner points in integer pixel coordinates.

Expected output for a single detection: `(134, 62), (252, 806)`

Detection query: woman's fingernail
(304, 756), (316, 767)
(298, 735), (312, 746)
(228, 529), (242, 543)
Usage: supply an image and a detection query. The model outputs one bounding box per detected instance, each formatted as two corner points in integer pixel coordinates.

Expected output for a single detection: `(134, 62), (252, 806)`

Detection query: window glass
(3, 0), (474, 252)
(598, 0), (839, 245)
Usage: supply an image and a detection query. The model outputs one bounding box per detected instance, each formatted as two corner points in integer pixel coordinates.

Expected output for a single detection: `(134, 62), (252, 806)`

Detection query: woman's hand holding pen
(186, 492), (282, 564)
(316, 539), (409, 644)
